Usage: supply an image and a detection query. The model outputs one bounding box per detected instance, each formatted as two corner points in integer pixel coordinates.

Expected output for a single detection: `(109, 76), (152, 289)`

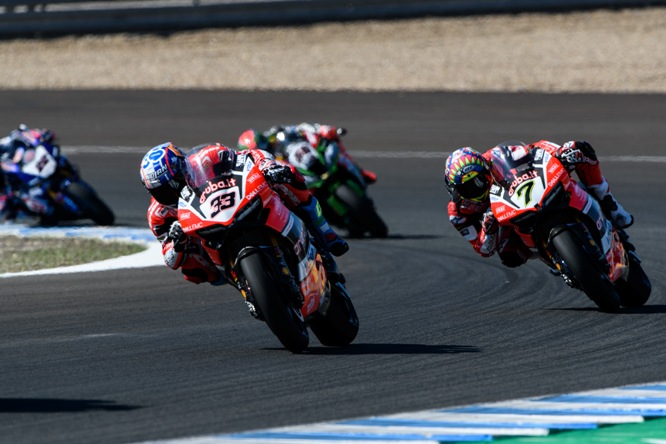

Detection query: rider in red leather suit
(141, 142), (348, 285)
(445, 140), (633, 268)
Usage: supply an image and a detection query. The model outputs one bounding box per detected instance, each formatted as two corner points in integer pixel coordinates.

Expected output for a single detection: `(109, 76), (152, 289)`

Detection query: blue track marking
(227, 431), (492, 441)
(136, 381), (666, 443)
(339, 418), (596, 430)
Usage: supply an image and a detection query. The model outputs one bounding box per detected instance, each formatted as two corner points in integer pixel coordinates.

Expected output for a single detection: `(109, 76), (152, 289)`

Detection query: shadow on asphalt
(348, 234), (442, 240)
(298, 343), (480, 355)
(549, 304), (666, 314)
(0, 398), (140, 413)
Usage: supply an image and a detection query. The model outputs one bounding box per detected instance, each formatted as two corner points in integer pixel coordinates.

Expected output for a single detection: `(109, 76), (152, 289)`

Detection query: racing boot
(589, 179), (634, 229)
(21, 187), (57, 226)
(294, 195), (349, 257)
(320, 250), (346, 284)
(0, 193), (19, 222)
(361, 168), (378, 185)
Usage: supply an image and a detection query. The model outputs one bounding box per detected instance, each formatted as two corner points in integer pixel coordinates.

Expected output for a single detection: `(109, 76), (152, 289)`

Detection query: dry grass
(0, 235), (145, 273)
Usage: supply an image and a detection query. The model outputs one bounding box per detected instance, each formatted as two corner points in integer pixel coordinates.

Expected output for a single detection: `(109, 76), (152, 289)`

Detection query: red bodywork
(177, 145), (328, 318)
(489, 146), (627, 283)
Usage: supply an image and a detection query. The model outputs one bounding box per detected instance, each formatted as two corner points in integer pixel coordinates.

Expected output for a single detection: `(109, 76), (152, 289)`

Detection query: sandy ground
(0, 6), (665, 92)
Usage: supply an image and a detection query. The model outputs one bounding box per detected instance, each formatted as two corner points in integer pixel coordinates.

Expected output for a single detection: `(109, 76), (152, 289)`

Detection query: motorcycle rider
(238, 123), (377, 184)
(0, 124), (58, 223)
(140, 141), (349, 286)
(444, 140), (634, 268)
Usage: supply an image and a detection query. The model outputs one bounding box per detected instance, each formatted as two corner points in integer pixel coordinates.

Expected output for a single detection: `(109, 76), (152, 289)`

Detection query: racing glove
(482, 209), (498, 235)
(479, 209), (499, 256)
(263, 164), (296, 185)
(167, 220), (188, 252)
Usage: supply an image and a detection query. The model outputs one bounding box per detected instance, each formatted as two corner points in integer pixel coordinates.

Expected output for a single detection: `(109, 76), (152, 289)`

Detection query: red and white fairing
(177, 147), (329, 318)
(489, 145), (628, 283)
(490, 147), (570, 225)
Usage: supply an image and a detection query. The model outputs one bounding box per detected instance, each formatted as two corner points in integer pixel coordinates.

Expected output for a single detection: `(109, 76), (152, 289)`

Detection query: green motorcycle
(278, 136), (388, 238)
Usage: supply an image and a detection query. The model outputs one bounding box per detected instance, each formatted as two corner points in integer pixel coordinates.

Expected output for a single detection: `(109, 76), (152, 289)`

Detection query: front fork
(227, 233), (304, 319)
(325, 176), (365, 221)
(545, 223), (612, 289)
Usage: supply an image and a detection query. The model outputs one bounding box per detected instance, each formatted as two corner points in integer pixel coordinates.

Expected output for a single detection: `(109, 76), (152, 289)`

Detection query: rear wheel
(66, 182), (115, 225)
(310, 282), (359, 347)
(240, 252), (309, 353)
(552, 230), (621, 312)
(615, 252), (651, 307)
(335, 184), (388, 238)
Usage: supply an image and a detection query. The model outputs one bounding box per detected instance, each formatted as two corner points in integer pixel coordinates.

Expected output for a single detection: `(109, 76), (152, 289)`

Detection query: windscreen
(488, 144), (534, 188)
(184, 144), (235, 189)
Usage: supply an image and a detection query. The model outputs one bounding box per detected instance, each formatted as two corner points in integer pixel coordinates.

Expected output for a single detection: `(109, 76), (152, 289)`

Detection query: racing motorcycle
(275, 130), (388, 238)
(1, 128), (114, 225)
(177, 145), (359, 353)
(488, 143), (651, 312)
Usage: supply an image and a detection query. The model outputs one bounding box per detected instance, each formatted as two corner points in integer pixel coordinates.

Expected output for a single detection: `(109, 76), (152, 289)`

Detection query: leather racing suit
(446, 140), (633, 268)
(147, 147), (348, 285)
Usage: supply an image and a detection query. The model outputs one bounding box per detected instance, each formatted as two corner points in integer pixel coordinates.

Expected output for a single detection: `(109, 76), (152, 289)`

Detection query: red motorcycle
(488, 143), (651, 312)
(176, 145), (359, 353)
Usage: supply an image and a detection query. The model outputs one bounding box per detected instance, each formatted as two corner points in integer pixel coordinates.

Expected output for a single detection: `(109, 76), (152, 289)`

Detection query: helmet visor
(150, 181), (182, 206)
(457, 173), (489, 201)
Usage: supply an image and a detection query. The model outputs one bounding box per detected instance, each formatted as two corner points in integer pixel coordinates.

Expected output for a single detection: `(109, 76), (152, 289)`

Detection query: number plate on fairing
(200, 188), (240, 223)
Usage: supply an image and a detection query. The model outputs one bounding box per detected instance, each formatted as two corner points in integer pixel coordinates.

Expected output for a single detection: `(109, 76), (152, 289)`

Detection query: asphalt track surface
(0, 90), (665, 444)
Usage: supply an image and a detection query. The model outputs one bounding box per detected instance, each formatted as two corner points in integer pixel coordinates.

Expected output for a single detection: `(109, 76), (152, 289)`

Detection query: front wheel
(309, 282), (359, 347)
(552, 229), (621, 312)
(65, 181), (115, 225)
(240, 252), (309, 353)
(335, 184), (388, 238)
(615, 252), (651, 308)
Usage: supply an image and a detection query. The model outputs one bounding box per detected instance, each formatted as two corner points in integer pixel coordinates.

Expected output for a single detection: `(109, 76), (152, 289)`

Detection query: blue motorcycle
(1, 127), (114, 226)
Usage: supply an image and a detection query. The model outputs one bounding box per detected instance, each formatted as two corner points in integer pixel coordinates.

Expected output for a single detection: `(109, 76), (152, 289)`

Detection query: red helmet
(185, 143), (237, 188)
(317, 125), (340, 140)
(237, 129), (268, 151)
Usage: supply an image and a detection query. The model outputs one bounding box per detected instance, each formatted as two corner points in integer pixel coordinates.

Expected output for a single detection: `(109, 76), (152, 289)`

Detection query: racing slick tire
(552, 229), (621, 313)
(240, 252), (310, 353)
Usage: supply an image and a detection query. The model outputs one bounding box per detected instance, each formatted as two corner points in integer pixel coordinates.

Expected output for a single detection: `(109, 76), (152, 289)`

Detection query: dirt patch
(0, 7), (665, 92)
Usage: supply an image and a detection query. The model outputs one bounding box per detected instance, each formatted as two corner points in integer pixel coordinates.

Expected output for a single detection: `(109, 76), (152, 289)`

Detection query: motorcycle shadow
(281, 343), (480, 355)
(550, 304), (666, 314)
(0, 397), (140, 413)
(348, 234), (442, 241)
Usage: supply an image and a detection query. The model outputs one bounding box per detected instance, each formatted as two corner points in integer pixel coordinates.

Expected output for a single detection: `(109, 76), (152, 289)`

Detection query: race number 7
(515, 181), (534, 207)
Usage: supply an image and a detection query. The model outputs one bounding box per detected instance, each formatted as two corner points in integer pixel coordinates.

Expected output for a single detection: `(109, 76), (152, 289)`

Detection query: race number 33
(211, 191), (236, 217)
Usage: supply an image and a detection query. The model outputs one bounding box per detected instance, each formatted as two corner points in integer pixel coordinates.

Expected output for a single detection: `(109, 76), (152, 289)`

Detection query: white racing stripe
(388, 410), (644, 424)
(169, 436), (438, 444)
(272, 422), (549, 436)
(559, 388), (666, 399)
(135, 382), (666, 443)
